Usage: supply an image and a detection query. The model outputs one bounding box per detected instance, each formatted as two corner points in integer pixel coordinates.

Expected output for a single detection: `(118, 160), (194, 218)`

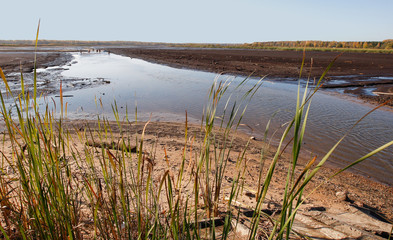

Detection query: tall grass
(0, 31), (392, 239)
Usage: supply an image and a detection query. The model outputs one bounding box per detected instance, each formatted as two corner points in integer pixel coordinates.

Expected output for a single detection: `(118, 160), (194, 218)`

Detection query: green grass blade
(33, 19), (40, 110)
(0, 67), (13, 98)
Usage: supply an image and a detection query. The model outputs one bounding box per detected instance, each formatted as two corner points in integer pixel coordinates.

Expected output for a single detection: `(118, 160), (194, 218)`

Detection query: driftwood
(372, 91), (393, 96)
(85, 140), (137, 152)
(321, 79), (393, 89)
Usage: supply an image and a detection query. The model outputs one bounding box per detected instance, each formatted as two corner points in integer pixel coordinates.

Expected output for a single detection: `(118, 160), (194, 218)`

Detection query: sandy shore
(1, 120), (391, 239)
(108, 47), (393, 106)
(76, 121), (393, 239)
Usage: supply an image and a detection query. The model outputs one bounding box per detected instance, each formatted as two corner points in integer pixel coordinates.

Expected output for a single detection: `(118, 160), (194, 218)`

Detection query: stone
(335, 191), (348, 201)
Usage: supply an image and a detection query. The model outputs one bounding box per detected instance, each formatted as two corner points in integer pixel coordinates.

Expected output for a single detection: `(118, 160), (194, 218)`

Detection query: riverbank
(72, 120), (393, 239)
(1, 120), (391, 239)
(0, 51), (73, 73)
(108, 47), (393, 106)
(1, 47), (392, 106)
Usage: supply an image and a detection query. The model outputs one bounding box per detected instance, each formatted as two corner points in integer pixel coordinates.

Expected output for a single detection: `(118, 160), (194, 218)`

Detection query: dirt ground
(1, 120), (391, 239)
(0, 50), (110, 98)
(106, 48), (393, 78)
(0, 51), (73, 73)
(75, 121), (393, 239)
(108, 47), (393, 106)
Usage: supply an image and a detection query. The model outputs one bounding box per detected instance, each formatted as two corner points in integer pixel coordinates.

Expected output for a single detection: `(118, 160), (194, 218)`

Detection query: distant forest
(244, 40), (393, 49)
(176, 40), (393, 52)
(1, 39), (393, 52)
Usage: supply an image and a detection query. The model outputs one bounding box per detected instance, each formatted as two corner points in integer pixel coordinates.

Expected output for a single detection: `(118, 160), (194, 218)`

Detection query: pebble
(245, 191), (256, 198)
(335, 191), (348, 201)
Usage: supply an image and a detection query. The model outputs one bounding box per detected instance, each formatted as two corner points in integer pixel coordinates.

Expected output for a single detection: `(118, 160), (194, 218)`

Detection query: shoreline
(105, 48), (393, 78)
(107, 47), (393, 106)
(1, 49), (391, 185)
(74, 120), (393, 220)
(1, 46), (392, 106)
(0, 51), (73, 73)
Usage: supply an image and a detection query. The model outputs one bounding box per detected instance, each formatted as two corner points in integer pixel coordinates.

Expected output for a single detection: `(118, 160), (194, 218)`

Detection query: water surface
(12, 52), (393, 185)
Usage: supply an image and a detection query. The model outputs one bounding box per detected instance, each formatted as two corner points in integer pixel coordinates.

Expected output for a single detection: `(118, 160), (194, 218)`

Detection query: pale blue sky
(1, 0), (392, 43)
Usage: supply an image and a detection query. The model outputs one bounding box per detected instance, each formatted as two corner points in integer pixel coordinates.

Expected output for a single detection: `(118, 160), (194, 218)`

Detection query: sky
(1, 0), (392, 43)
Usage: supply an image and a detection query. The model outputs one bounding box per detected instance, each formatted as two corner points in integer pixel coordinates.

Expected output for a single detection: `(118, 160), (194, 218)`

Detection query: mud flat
(0, 50), (110, 98)
(108, 47), (393, 105)
(0, 51), (73, 73)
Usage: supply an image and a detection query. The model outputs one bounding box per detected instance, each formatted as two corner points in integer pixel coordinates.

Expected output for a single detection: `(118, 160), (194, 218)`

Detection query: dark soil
(0, 52), (73, 73)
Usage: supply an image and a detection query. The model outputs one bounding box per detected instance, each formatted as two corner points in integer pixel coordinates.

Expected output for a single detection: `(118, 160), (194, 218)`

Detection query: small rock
(245, 191), (256, 198)
(336, 191), (348, 201)
(231, 219), (251, 236)
(307, 206), (326, 212)
(225, 176), (234, 183)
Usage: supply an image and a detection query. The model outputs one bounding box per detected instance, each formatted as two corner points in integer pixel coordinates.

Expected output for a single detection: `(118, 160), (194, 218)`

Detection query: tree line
(244, 40), (393, 49)
(1, 39), (393, 51)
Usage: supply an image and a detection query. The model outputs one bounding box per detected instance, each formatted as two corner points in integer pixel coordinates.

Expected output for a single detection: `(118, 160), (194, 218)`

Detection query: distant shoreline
(108, 47), (393, 106)
(1, 39), (393, 54)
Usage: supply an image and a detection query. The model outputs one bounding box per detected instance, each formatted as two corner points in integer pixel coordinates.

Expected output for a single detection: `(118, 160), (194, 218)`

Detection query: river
(3, 51), (393, 185)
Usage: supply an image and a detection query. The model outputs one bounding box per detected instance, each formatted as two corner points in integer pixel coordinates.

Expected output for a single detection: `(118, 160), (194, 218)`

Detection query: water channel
(4, 51), (393, 185)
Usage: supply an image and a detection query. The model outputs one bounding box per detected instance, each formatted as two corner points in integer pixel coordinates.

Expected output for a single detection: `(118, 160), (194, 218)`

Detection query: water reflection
(37, 53), (393, 185)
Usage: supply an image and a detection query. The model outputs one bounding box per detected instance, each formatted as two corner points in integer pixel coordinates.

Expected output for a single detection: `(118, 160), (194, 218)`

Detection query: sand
(1, 120), (392, 239)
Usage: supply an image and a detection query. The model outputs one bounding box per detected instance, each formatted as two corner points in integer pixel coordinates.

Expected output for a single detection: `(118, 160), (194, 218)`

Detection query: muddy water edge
(0, 48), (392, 187)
